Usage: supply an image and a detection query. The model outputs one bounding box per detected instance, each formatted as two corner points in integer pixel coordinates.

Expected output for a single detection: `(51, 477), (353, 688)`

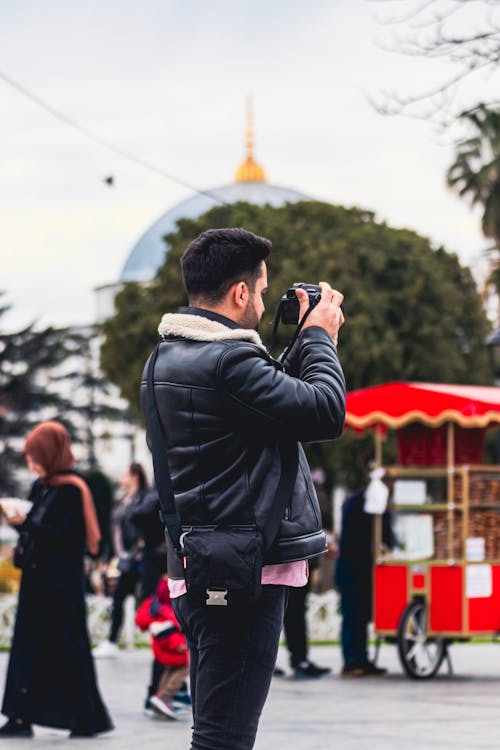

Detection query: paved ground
(1, 642), (500, 749)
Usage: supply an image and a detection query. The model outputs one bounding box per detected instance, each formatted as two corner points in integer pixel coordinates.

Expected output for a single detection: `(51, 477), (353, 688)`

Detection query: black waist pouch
(180, 525), (263, 606)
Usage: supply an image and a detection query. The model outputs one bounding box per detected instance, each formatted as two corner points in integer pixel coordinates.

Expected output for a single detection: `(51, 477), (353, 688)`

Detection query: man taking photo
(141, 227), (345, 750)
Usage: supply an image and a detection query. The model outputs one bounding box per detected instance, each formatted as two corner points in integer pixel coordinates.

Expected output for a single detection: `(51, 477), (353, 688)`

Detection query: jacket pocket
(294, 458), (321, 528)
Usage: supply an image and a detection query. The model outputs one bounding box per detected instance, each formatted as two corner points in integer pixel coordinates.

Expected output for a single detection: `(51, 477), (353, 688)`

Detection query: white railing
(306, 590), (340, 642)
(0, 590), (341, 648)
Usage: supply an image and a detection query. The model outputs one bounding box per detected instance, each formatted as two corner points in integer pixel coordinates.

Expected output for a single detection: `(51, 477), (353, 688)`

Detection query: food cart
(344, 382), (500, 679)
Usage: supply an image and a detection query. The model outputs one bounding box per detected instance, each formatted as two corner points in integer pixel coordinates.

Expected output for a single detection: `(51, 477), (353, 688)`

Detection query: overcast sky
(1, 0), (496, 330)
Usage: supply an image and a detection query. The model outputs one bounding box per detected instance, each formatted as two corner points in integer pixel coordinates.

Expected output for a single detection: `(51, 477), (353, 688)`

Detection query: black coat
(128, 490), (166, 560)
(337, 489), (394, 571)
(2, 481), (113, 733)
(140, 308), (346, 578)
(335, 489), (394, 619)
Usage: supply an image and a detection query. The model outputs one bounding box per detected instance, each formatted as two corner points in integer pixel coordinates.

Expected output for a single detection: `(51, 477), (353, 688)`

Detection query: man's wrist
(299, 325), (337, 345)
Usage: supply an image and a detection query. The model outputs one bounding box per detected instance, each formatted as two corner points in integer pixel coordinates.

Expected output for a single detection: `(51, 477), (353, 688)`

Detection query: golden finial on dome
(234, 98), (267, 183)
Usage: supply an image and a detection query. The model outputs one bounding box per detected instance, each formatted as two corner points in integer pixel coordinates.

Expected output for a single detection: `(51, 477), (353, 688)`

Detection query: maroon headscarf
(24, 421), (101, 555)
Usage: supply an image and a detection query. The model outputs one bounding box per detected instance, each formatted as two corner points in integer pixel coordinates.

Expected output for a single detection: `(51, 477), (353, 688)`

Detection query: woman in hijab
(0, 421), (113, 738)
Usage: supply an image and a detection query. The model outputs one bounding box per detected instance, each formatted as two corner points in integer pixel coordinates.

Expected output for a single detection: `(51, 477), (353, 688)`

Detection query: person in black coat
(93, 462), (149, 658)
(141, 229), (345, 750)
(0, 421), (113, 738)
(335, 485), (393, 677)
(128, 488), (167, 600)
(128, 489), (170, 711)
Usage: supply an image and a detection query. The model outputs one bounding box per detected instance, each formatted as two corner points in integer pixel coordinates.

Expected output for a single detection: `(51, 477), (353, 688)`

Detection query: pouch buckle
(206, 589), (228, 606)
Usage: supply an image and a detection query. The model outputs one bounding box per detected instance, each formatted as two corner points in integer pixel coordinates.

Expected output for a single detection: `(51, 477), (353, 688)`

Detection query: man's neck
(179, 306), (241, 330)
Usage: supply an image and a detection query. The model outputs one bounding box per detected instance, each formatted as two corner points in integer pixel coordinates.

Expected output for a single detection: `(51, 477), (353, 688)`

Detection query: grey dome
(119, 181), (311, 283)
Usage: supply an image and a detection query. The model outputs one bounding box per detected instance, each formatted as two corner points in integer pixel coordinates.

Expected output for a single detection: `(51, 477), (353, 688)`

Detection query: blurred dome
(119, 103), (311, 283)
(119, 180), (310, 283)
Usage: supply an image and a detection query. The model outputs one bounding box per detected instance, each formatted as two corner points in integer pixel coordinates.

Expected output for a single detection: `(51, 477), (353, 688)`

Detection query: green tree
(0, 300), (78, 493)
(101, 281), (159, 424)
(61, 324), (128, 470)
(0, 304), (124, 493)
(101, 201), (491, 486)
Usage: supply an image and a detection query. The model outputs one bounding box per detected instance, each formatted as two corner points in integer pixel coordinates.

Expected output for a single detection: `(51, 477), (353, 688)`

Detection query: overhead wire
(0, 67), (230, 206)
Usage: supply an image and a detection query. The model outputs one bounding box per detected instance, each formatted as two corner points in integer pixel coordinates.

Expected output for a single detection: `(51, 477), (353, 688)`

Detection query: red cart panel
(430, 566), (462, 632)
(374, 565), (407, 631)
(469, 565), (500, 632)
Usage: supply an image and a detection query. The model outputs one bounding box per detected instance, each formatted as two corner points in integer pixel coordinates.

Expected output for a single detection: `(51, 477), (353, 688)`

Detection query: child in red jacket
(136, 576), (189, 719)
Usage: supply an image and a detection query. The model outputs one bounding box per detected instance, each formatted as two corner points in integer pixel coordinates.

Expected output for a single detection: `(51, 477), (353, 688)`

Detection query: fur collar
(158, 313), (266, 350)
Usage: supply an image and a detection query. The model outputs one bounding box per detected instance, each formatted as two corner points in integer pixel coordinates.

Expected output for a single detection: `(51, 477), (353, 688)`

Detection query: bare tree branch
(372, 0), (500, 126)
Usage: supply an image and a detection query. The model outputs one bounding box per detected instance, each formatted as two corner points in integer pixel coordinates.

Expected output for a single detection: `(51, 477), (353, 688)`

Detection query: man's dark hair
(130, 462), (148, 491)
(181, 228), (271, 304)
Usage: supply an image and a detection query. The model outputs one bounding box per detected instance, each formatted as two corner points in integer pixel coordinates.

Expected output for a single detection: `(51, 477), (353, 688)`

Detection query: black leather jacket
(140, 308), (346, 579)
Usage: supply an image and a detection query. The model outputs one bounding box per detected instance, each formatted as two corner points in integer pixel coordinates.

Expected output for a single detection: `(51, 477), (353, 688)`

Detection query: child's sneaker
(150, 693), (182, 720)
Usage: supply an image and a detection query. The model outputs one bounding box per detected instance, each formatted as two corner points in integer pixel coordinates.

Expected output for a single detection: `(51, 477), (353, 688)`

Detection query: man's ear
(230, 281), (248, 310)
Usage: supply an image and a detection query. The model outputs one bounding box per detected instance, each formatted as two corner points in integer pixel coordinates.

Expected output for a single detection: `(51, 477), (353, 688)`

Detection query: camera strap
(146, 342), (299, 558)
(270, 299), (286, 351)
(276, 305), (316, 366)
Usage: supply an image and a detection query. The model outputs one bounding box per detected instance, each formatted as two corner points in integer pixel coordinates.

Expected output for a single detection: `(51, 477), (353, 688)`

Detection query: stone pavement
(1, 642), (500, 749)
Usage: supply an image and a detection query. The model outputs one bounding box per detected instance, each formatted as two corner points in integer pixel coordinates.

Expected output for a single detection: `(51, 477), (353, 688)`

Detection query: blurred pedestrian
(85, 469), (114, 561)
(128, 488), (167, 600)
(94, 462), (149, 658)
(0, 421), (113, 738)
(136, 576), (190, 720)
(275, 468), (332, 679)
(127, 488), (169, 711)
(275, 580), (331, 679)
(335, 471), (393, 677)
(84, 468), (114, 596)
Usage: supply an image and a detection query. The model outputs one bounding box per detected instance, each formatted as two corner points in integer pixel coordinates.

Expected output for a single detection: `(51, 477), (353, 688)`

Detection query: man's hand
(4, 510), (26, 526)
(295, 282), (344, 345)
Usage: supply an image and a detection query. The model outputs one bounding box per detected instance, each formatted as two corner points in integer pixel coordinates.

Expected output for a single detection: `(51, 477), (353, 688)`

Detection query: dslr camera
(270, 282), (344, 356)
(279, 283), (322, 325)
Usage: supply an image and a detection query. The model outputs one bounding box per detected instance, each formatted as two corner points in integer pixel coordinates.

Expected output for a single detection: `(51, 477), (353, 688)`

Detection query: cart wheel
(397, 599), (446, 679)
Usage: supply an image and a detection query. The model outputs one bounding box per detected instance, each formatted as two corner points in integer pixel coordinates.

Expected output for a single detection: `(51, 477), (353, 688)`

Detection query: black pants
(140, 554), (165, 601)
(148, 659), (165, 698)
(173, 585), (286, 750)
(109, 568), (140, 643)
(335, 559), (371, 666)
(283, 583), (308, 667)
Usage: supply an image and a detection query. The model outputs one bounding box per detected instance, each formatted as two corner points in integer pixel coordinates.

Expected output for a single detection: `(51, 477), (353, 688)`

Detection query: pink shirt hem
(168, 560), (308, 599)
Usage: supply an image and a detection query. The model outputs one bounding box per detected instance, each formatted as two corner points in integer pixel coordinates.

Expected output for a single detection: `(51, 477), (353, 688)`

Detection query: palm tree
(447, 104), (500, 303)
(447, 104), (500, 245)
